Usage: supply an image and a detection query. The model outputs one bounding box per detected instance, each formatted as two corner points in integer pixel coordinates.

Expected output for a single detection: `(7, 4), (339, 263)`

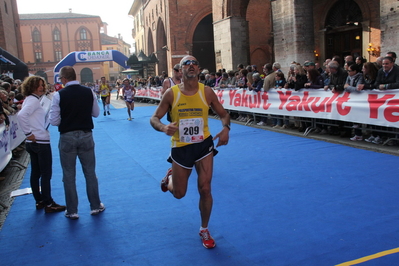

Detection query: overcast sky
(16, 0), (135, 52)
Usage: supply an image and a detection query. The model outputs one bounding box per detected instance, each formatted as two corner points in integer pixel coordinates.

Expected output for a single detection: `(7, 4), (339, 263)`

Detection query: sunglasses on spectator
(181, 60), (199, 66)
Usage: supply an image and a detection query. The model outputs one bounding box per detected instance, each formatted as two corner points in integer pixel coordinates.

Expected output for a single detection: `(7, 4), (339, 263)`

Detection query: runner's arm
(150, 88), (178, 136)
(205, 86), (230, 147)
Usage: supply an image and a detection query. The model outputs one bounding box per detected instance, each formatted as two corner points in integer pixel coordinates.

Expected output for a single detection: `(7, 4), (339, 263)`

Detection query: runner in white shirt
(122, 78), (136, 121)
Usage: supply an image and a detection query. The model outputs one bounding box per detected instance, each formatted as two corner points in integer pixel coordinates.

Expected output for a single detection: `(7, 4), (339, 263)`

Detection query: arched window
(32, 30), (41, 43)
(53, 28), (61, 41)
(80, 28), (87, 40)
(35, 71), (47, 82)
(81, 68), (93, 83)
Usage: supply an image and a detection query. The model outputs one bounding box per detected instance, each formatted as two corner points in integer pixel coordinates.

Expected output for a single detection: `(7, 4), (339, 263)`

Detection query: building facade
(19, 12), (105, 83)
(0, 0), (23, 59)
(129, 0), (398, 75)
(101, 33), (131, 83)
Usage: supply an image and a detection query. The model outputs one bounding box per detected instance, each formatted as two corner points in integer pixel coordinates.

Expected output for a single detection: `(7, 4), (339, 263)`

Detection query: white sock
(200, 227), (208, 231)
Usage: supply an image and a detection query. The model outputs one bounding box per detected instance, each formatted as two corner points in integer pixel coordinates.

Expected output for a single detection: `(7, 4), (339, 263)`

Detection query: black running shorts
(169, 136), (218, 169)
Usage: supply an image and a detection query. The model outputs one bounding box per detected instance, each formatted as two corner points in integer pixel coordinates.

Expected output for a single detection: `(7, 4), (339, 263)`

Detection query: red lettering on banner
(298, 91), (315, 111)
(233, 91), (242, 106)
(215, 89), (224, 104)
(242, 91), (251, 108)
(384, 99), (399, 122)
(280, 91), (345, 114)
(229, 90), (271, 110)
(277, 90), (291, 110)
(336, 92), (351, 115)
(325, 93), (339, 112)
(367, 94), (396, 119)
(261, 92), (271, 110)
(311, 97), (329, 113)
(286, 95), (301, 111)
(229, 90), (237, 106)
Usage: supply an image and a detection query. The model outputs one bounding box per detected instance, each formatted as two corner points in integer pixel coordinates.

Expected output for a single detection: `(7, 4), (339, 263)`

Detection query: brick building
(101, 33), (131, 83)
(0, 0), (23, 59)
(130, 0), (399, 75)
(19, 12), (105, 83)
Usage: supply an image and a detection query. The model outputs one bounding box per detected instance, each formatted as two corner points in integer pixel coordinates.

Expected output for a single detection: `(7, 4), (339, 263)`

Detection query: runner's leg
(195, 153), (214, 228)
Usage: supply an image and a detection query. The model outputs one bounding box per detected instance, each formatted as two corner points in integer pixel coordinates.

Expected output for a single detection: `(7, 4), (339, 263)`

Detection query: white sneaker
(65, 212), (79, 220)
(350, 135), (363, 141)
(90, 203), (106, 215)
(273, 125), (282, 129)
(257, 121), (265, 126)
(372, 136), (382, 144)
(281, 125), (287, 129)
(365, 136), (375, 142)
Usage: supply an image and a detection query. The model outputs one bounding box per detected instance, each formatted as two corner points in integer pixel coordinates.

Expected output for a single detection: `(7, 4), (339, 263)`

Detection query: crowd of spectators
(194, 52), (399, 145)
(0, 75), (25, 127)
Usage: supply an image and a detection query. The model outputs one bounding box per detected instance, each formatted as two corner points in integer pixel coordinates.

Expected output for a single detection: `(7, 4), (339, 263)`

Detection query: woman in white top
(17, 76), (66, 213)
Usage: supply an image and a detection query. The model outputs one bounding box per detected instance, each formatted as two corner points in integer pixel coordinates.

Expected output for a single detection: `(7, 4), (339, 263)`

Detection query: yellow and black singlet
(100, 84), (110, 97)
(169, 83), (210, 148)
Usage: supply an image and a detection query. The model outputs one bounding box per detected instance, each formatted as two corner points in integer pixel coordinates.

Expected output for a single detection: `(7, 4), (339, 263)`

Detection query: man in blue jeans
(49, 66), (105, 220)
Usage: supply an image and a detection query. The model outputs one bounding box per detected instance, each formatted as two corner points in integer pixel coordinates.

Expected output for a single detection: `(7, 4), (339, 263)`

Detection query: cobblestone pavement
(0, 148), (30, 229)
(1, 96), (397, 230)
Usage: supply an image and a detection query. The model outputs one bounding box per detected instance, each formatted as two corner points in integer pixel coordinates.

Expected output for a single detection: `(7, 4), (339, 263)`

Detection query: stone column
(380, 0), (399, 54)
(213, 16), (249, 71)
(272, 0), (315, 70)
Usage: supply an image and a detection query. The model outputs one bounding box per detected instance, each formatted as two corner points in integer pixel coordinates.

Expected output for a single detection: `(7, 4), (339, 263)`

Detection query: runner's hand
(162, 122), (178, 136)
(213, 127), (229, 147)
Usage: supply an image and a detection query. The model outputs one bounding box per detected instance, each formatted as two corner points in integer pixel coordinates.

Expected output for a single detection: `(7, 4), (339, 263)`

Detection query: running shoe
(199, 229), (216, 249)
(161, 168), (172, 192)
(65, 212), (79, 220)
(107, 111), (111, 115)
(104, 111), (106, 116)
(90, 203), (106, 215)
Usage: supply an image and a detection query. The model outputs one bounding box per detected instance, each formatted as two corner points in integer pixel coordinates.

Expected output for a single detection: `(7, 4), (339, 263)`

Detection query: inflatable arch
(53, 50), (129, 83)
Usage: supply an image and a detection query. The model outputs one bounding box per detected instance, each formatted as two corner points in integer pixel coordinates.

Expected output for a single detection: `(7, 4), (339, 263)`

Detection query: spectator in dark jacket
(247, 73), (264, 92)
(305, 68), (324, 89)
(374, 56), (399, 90)
(325, 61), (348, 93)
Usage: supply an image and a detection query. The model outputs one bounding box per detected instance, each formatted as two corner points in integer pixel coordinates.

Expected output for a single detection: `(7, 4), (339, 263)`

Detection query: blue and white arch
(53, 50), (129, 83)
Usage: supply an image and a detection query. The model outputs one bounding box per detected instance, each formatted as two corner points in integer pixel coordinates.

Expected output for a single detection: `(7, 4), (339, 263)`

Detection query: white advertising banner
(0, 123), (11, 172)
(213, 88), (399, 128)
(75, 50), (113, 63)
(135, 87), (162, 100)
(123, 86), (399, 128)
(0, 115), (26, 172)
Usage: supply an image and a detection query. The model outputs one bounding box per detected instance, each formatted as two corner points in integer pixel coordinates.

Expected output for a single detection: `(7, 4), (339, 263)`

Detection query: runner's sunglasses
(181, 59), (199, 66)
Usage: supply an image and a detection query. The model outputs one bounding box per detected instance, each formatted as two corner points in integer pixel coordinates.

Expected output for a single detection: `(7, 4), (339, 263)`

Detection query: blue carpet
(1, 104), (398, 266)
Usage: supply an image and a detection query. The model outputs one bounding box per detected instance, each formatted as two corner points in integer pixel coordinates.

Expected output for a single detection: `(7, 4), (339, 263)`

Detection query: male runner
(122, 78), (136, 121)
(150, 55), (230, 249)
(161, 64), (182, 97)
(99, 77), (111, 116)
